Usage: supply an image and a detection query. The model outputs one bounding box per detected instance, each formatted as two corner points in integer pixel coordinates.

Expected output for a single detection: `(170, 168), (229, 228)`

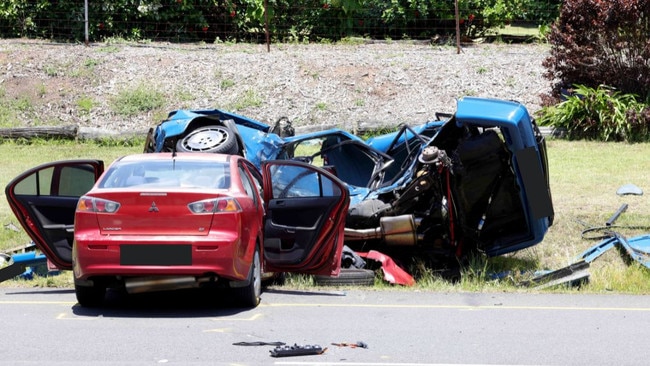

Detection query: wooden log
(0, 123), (560, 142)
(77, 127), (147, 140)
(0, 125), (78, 139)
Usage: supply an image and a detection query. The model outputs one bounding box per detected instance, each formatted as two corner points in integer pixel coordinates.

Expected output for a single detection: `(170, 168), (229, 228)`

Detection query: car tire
(313, 268), (376, 287)
(175, 125), (238, 154)
(75, 283), (106, 307)
(233, 247), (262, 308)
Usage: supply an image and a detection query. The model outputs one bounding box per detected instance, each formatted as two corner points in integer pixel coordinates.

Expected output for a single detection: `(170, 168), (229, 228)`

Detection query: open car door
(5, 160), (104, 270)
(261, 160), (349, 276)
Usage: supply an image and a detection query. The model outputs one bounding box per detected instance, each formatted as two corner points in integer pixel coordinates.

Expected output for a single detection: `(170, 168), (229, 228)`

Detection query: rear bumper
(72, 235), (249, 282)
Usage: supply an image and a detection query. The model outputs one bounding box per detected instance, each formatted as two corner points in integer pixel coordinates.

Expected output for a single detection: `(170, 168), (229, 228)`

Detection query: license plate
(120, 245), (192, 266)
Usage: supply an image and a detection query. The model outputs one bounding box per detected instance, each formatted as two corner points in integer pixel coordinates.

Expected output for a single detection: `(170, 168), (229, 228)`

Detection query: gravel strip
(0, 39), (551, 135)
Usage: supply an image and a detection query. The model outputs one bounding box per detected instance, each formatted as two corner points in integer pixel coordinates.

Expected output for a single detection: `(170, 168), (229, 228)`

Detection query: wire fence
(0, 1), (560, 44)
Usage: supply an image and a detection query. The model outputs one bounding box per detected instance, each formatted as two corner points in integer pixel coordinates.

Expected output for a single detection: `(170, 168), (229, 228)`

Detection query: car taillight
(188, 198), (241, 214)
(77, 196), (121, 213)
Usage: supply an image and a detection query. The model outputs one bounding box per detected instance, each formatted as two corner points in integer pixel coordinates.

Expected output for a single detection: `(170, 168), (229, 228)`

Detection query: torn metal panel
(612, 233), (650, 269)
(576, 237), (619, 263)
(358, 250), (415, 286)
(529, 231), (650, 291)
(521, 261), (590, 289)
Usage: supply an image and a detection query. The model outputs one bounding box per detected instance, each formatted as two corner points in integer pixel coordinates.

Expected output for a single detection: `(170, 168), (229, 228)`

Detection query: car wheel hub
(253, 250), (262, 298)
(183, 127), (230, 151)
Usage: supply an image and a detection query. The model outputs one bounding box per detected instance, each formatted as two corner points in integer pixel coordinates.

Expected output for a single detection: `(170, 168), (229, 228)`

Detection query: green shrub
(111, 84), (166, 117)
(537, 85), (650, 142)
(76, 96), (94, 115)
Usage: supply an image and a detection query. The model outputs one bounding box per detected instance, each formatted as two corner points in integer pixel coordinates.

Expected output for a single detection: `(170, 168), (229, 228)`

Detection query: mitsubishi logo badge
(149, 202), (159, 212)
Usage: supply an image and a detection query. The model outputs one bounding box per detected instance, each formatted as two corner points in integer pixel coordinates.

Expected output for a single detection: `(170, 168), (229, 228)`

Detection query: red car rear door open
(5, 160), (103, 269)
(261, 160), (349, 276)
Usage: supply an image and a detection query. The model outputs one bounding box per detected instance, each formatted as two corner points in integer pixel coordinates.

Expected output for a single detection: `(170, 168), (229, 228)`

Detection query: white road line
(274, 362), (550, 366)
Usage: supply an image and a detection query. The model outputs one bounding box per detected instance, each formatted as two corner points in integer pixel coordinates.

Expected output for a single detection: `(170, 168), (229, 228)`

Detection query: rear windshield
(98, 160), (231, 189)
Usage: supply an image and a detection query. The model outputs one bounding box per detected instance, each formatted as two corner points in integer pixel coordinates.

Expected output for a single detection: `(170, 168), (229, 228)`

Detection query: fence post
(454, 0), (460, 54)
(84, 0), (89, 45)
(264, 0), (270, 52)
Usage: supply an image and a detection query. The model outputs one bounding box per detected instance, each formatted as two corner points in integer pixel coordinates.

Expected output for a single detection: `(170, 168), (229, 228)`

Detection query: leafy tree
(542, 0), (650, 101)
(0, 0), (51, 37)
(0, 0), (561, 42)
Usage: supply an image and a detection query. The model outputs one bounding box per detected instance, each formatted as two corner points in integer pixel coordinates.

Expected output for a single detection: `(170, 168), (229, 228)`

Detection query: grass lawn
(1, 138), (650, 292)
(0, 139), (141, 252)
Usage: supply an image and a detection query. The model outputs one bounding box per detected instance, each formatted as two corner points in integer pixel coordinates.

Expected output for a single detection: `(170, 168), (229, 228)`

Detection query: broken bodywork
(145, 97), (554, 269)
(522, 201), (650, 289)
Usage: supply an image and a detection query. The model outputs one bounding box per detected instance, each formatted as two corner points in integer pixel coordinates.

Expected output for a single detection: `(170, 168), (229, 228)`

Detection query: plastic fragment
(269, 344), (325, 357)
(331, 341), (368, 349)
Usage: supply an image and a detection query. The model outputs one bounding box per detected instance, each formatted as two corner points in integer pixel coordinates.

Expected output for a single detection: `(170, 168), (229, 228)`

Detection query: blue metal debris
(577, 232), (650, 269)
(0, 244), (58, 283)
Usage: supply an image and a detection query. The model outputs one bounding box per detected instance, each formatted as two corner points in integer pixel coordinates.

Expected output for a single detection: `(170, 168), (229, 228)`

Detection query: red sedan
(5, 153), (349, 307)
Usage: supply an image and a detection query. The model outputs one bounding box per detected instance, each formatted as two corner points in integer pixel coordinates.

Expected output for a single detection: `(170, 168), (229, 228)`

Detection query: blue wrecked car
(144, 97), (554, 269)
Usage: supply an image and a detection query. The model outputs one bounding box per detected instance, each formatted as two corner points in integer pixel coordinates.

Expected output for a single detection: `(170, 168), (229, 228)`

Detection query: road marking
(56, 312), (95, 320)
(261, 303), (650, 312)
(203, 327), (234, 333)
(204, 313), (261, 332)
(210, 313), (263, 321)
(274, 362), (549, 366)
(0, 300), (76, 305)
(2, 299), (650, 313)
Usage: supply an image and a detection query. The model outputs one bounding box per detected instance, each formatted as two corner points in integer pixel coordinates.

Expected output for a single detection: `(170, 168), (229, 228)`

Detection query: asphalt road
(1, 287), (649, 365)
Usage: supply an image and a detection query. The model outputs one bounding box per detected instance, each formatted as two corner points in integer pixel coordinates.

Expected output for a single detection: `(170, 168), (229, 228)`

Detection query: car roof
(117, 152), (234, 163)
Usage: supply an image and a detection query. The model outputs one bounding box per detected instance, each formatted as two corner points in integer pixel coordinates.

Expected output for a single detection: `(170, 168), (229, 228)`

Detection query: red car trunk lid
(94, 191), (215, 236)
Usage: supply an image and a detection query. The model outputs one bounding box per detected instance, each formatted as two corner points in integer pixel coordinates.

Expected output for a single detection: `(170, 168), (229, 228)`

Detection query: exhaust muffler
(344, 214), (418, 246)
